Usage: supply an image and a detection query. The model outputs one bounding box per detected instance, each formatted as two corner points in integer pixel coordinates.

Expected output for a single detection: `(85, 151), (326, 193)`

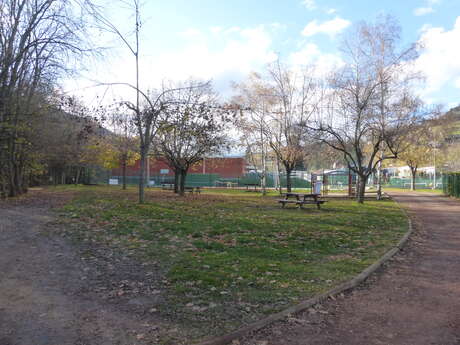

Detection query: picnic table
(184, 186), (201, 194)
(162, 184), (201, 194)
(161, 183), (174, 190)
(278, 193), (327, 210)
(244, 183), (260, 192)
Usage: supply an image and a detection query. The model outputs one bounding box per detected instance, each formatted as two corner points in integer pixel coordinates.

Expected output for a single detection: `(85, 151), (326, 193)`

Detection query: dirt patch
(0, 190), (187, 345)
(238, 192), (460, 345)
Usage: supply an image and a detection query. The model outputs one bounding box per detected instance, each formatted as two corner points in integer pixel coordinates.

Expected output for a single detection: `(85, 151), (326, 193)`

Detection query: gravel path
(240, 192), (460, 345)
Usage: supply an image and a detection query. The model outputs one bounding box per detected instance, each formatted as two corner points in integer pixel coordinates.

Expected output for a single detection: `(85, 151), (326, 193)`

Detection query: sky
(66, 0), (460, 110)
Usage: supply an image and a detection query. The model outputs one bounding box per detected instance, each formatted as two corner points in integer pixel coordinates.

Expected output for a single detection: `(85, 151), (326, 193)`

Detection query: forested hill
(445, 105), (460, 121)
(443, 105), (460, 141)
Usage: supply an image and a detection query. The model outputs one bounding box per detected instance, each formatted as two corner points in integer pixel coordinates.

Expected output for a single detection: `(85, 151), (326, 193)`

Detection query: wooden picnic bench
(161, 183), (174, 190)
(278, 193), (327, 210)
(244, 183), (260, 192)
(184, 186), (201, 194)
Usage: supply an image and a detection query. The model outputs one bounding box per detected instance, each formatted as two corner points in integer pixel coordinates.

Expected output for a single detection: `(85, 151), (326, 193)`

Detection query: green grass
(383, 187), (444, 194)
(54, 185), (408, 338)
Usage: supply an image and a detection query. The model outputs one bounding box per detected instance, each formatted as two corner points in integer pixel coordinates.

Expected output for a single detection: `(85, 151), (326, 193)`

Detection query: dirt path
(0, 195), (176, 345)
(240, 192), (460, 345)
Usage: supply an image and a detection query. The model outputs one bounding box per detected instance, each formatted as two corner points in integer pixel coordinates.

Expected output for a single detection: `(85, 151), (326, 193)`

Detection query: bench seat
(184, 187), (201, 194)
(278, 199), (327, 209)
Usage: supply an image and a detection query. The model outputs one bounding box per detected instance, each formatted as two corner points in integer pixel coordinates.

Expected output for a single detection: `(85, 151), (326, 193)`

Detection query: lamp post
(429, 140), (439, 190)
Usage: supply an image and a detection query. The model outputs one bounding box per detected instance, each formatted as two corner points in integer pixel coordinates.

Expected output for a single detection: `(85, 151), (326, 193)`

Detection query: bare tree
(88, 1), (202, 203)
(233, 73), (274, 195)
(314, 16), (423, 203)
(0, 0), (91, 197)
(267, 62), (321, 192)
(235, 62), (320, 193)
(154, 81), (232, 196)
(104, 108), (138, 189)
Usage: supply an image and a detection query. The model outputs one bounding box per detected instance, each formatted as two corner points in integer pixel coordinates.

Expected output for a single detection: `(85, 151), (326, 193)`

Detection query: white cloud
(289, 42), (344, 77)
(414, 0), (441, 16)
(301, 0), (316, 10)
(68, 25), (279, 103)
(415, 17), (460, 97)
(210, 26), (223, 35)
(301, 17), (351, 38)
(327, 8), (337, 15)
(146, 25), (277, 97)
(414, 7), (434, 16)
(270, 22), (287, 32)
(419, 23), (433, 33)
(454, 77), (460, 89)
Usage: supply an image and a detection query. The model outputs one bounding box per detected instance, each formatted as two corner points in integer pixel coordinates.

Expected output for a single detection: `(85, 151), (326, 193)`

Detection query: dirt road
(240, 192), (460, 345)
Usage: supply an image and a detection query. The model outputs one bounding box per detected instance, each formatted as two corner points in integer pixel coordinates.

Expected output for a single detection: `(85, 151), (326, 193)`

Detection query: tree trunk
(376, 159), (382, 200)
(356, 174), (368, 204)
(75, 167), (81, 185)
(285, 166), (293, 193)
(261, 172), (267, 196)
(139, 149), (146, 203)
(410, 167), (417, 191)
(8, 164), (18, 197)
(179, 169), (187, 196)
(122, 157), (127, 190)
(174, 170), (179, 194)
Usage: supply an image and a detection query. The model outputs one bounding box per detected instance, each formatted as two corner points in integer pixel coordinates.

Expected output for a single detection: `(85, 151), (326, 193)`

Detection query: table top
(284, 193), (319, 197)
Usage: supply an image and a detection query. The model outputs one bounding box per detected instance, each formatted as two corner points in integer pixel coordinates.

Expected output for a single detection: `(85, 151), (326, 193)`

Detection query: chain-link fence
(106, 172), (445, 191)
(387, 176), (443, 189)
(109, 172), (312, 189)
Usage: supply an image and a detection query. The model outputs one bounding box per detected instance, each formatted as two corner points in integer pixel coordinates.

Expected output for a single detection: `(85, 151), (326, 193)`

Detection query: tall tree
(314, 16), (423, 203)
(102, 108), (139, 189)
(154, 81), (232, 196)
(236, 62), (320, 193)
(233, 73), (274, 195)
(396, 125), (432, 190)
(0, 0), (90, 197)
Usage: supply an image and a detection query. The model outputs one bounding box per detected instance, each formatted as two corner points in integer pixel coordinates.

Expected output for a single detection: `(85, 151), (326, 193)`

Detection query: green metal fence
(110, 172), (311, 189)
(387, 176), (443, 190)
(443, 173), (460, 197)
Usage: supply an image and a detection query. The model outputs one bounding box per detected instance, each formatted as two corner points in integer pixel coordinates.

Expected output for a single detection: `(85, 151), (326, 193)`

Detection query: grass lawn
(383, 187), (444, 194)
(54, 185), (408, 340)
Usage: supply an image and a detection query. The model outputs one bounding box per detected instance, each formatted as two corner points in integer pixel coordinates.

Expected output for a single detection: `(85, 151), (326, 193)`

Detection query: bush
(443, 173), (460, 197)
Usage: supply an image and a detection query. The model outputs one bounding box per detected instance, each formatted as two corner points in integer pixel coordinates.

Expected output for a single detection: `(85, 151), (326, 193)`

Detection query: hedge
(443, 173), (460, 197)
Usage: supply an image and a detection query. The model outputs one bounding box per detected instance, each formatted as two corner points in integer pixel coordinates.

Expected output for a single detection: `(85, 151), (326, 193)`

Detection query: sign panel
(160, 169), (169, 174)
(109, 178), (119, 185)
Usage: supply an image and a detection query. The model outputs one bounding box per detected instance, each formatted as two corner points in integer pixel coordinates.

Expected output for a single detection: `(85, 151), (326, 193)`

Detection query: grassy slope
(56, 185), (408, 338)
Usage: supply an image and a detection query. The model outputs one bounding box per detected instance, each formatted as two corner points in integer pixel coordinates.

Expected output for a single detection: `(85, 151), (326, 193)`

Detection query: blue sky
(69, 0), (460, 109)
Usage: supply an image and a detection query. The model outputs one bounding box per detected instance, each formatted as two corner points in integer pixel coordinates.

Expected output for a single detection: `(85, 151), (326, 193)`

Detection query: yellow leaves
(80, 136), (139, 170)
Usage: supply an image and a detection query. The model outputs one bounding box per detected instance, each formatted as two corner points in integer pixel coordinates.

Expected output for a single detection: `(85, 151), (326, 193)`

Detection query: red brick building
(112, 157), (246, 178)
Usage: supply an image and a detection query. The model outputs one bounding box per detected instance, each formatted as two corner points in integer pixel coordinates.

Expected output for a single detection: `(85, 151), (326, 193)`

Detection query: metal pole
(433, 147), (436, 190)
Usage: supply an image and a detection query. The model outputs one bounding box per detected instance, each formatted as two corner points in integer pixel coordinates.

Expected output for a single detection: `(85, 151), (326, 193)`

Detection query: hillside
(443, 105), (460, 139)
